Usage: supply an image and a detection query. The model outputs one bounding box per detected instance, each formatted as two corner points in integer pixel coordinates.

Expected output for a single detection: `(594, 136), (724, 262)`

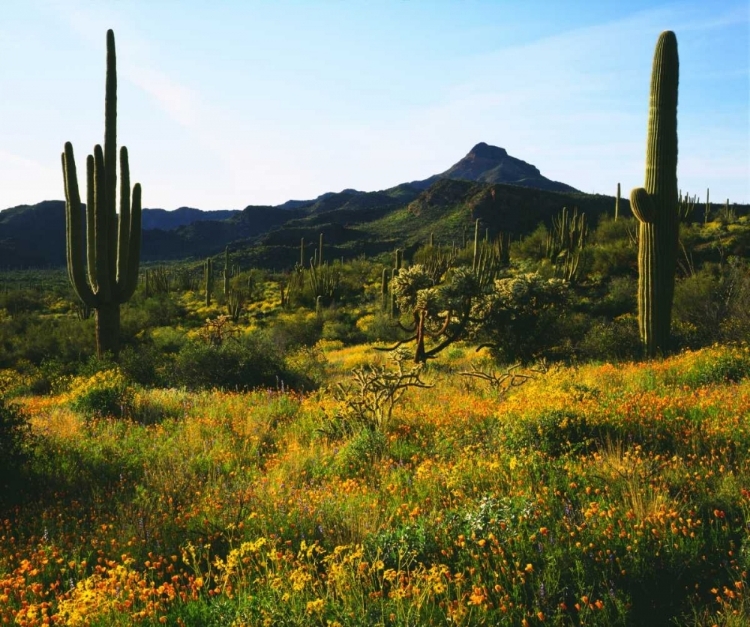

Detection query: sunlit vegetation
(2, 210), (750, 626)
(0, 345), (749, 625)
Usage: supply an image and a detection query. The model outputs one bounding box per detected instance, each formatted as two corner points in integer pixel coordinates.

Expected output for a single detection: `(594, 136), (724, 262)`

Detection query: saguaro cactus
(62, 29), (141, 359)
(615, 182), (620, 221)
(630, 31), (679, 357)
(223, 247), (230, 296)
(381, 267), (389, 312)
(204, 258), (214, 306)
(472, 219), (480, 271)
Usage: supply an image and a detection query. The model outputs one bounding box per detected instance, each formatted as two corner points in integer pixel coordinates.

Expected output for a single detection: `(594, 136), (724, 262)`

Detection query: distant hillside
(361, 179), (628, 255)
(0, 201), (69, 267)
(0, 202), (244, 267)
(141, 207), (239, 230)
(0, 143), (654, 269)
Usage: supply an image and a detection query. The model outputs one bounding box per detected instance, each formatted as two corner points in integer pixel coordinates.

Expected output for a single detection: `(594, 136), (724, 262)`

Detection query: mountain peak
(431, 142), (577, 193)
(467, 142), (508, 160)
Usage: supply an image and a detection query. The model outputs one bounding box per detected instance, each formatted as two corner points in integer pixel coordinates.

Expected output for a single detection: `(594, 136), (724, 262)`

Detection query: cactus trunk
(96, 302), (120, 358)
(630, 31), (679, 358)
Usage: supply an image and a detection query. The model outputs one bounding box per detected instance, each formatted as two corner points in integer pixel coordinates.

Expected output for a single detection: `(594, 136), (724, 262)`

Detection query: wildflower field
(2, 344), (750, 626)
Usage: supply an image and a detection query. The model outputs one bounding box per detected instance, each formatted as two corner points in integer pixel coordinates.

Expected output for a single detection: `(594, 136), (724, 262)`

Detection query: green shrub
(171, 335), (286, 391)
(578, 315), (641, 361)
(481, 273), (568, 363)
(264, 312), (323, 351)
(119, 343), (172, 388)
(673, 260), (750, 349)
(589, 216), (638, 278)
(333, 428), (387, 479)
(513, 224), (548, 262)
(506, 409), (596, 456)
(0, 396), (32, 499)
(68, 368), (134, 418)
(285, 345), (328, 390)
(664, 347), (750, 388)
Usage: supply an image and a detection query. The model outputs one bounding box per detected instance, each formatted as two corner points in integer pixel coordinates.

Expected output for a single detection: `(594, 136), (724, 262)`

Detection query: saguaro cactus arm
(630, 188), (656, 223)
(118, 182), (142, 302)
(117, 147), (131, 288)
(62, 144), (96, 308)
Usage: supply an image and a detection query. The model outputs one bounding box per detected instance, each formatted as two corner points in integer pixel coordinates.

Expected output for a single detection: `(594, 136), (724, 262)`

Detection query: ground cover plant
(0, 345), (749, 625)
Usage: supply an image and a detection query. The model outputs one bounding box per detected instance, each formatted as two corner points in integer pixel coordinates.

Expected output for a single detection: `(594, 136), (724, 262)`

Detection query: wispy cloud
(124, 66), (199, 128)
(47, 0), (201, 130)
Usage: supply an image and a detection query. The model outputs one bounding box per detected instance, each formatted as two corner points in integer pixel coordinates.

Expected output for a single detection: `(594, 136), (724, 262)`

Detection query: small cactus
(472, 219), (480, 271)
(615, 182), (620, 221)
(223, 247), (230, 296)
(204, 258), (213, 306)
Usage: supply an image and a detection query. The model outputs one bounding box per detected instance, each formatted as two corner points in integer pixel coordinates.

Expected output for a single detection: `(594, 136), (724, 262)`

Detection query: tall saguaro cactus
(630, 31), (679, 357)
(62, 29), (142, 359)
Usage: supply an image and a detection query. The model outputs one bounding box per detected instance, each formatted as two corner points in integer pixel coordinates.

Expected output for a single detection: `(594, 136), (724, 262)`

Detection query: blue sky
(0, 0), (747, 210)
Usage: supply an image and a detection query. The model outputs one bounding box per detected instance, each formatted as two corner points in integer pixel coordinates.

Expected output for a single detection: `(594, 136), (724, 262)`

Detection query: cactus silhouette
(630, 31), (679, 357)
(62, 29), (141, 359)
(205, 258), (214, 306)
(615, 182), (620, 221)
(223, 247), (230, 296)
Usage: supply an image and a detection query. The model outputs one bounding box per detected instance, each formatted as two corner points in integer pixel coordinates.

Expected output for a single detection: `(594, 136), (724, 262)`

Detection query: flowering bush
(66, 368), (133, 418)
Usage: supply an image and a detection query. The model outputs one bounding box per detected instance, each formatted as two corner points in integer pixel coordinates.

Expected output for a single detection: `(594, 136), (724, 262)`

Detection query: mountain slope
(141, 207), (239, 230)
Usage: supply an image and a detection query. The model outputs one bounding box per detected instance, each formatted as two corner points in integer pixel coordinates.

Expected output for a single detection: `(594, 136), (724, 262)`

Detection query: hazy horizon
(1, 0), (748, 210)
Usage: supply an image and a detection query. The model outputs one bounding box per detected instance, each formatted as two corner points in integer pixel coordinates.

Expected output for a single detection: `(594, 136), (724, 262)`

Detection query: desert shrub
(480, 273), (568, 364)
(171, 335), (286, 391)
(602, 276), (637, 317)
(321, 316), (366, 345)
(673, 259), (750, 348)
(67, 368), (134, 419)
(151, 326), (189, 353)
(592, 215), (636, 245)
(662, 346), (750, 388)
(357, 312), (404, 343)
(122, 294), (187, 333)
(333, 427), (387, 479)
(506, 409), (609, 457)
(284, 344), (328, 390)
(264, 311), (323, 351)
(0, 396), (32, 499)
(513, 223), (548, 262)
(673, 267), (726, 345)
(22, 358), (75, 396)
(119, 343), (172, 388)
(578, 315), (641, 361)
(0, 289), (46, 316)
(0, 314), (96, 368)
